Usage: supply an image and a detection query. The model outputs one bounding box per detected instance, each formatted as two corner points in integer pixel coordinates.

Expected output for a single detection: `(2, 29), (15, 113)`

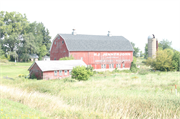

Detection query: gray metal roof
(29, 54), (39, 59)
(29, 60), (87, 72)
(59, 34), (134, 51)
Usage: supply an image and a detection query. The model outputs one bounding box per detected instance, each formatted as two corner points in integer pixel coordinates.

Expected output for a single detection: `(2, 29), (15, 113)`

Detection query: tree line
(145, 39), (180, 71)
(0, 11), (51, 62)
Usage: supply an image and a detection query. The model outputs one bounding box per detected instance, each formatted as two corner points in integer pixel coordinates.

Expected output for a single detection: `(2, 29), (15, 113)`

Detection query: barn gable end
(29, 62), (43, 79)
(50, 35), (69, 60)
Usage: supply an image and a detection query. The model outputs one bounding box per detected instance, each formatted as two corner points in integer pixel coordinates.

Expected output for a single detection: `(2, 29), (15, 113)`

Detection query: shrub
(30, 73), (37, 79)
(130, 62), (138, 73)
(59, 55), (74, 60)
(86, 65), (94, 76)
(71, 66), (93, 81)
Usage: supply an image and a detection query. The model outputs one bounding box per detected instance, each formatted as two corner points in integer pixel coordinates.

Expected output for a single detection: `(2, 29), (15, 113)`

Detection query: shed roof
(28, 60), (87, 72)
(29, 54), (39, 59)
(50, 34), (134, 51)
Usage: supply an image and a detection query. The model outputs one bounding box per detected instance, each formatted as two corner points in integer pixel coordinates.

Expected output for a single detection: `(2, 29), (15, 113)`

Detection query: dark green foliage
(144, 43), (148, 59)
(172, 51), (180, 71)
(158, 39), (172, 50)
(30, 73), (37, 79)
(140, 51), (143, 57)
(146, 50), (180, 71)
(0, 11), (51, 61)
(71, 66), (93, 81)
(131, 42), (140, 57)
(0, 45), (6, 59)
(19, 53), (30, 62)
(86, 65), (94, 76)
(130, 62), (138, 73)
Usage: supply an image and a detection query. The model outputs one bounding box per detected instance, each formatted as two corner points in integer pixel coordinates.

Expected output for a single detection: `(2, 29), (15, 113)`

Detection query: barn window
(54, 70), (57, 76)
(123, 64), (125, 68)
(112, 64), (114, 68)
(59, 70), (62, 75)
(69, 70), (71, 75)
(119, 64), (121, 68)
(64, 70), (67, 75)
(62, 41), (64, 44)
(104, 64), (106, 69)
(54, 58), (56, 60)
(54, 41), (56, 45)
(58, 36), (60, 39)
(109, 64), (111, 68)
(116, 64), (118, 68)
(81, 57), (83, 60)
(101, 64), (104, 69)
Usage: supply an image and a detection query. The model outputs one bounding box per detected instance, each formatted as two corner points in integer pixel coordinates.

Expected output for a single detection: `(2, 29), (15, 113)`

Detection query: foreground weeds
(1, 71), (180, 118)
(1, 61), (180, 118)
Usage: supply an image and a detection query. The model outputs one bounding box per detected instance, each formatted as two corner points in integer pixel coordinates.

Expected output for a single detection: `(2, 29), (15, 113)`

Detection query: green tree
(146, 50), (173, 71)
(71, 66), (93, 81)
(0, 11), (29, 61)
(28, 22), (51, 56)
(159, 39), (172, 50)
(144, 43), (148, 59)
(140, 51), (143, 57)
(131, 42), (140, 57)
(172, 51), (180, 71)
(39, 45), (47, 60)
(0, 45), (6, 59)
(0, 11), (51, 61)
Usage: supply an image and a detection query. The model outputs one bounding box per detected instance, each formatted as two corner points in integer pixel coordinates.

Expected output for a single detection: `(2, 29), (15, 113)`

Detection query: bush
(130, 62), (138, 73)
(30, 73), (37, 79)
(71, 66), (93, 81)
(86, 65), (94, 76)
(59, 55), (74, 60)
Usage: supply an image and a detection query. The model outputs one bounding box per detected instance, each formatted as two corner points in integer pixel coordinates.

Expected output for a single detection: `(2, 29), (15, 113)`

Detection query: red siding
(50, 35), (69, 60)
(70, 51), (133, 69)
(29, 63), (42, 79)
(43, 70), (71, 80)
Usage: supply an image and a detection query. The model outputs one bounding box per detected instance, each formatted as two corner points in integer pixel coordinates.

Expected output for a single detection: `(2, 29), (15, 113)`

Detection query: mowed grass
(0, 62), (31, 78)
(0, 60), (180, 118)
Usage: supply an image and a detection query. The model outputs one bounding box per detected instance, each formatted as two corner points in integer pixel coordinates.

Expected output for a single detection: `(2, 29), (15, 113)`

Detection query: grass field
(0, 60), (180, 118)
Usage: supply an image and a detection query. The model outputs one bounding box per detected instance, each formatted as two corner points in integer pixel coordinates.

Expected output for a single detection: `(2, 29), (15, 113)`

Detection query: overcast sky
(0, 0), (180, 52)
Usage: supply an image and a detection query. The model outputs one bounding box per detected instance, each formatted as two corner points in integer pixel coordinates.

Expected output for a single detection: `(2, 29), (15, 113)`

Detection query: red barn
(28, 60), (87, 80)
(50, 30), (134, 71)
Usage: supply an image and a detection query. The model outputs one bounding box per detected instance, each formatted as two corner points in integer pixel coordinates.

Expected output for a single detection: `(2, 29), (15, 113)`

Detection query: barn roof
(28, 60), (87, 72)
(50, 34), (134, 51)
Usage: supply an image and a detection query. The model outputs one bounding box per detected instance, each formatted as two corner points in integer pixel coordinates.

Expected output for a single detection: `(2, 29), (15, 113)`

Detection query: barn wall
(70, 51), (133, 69)
(50, 35), (69, 60)
(43, 70), (71, 80)
(29, 63), (42, 79)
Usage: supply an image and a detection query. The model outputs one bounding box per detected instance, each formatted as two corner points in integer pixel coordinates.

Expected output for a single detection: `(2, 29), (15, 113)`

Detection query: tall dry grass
(1, 72), (180, 119)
